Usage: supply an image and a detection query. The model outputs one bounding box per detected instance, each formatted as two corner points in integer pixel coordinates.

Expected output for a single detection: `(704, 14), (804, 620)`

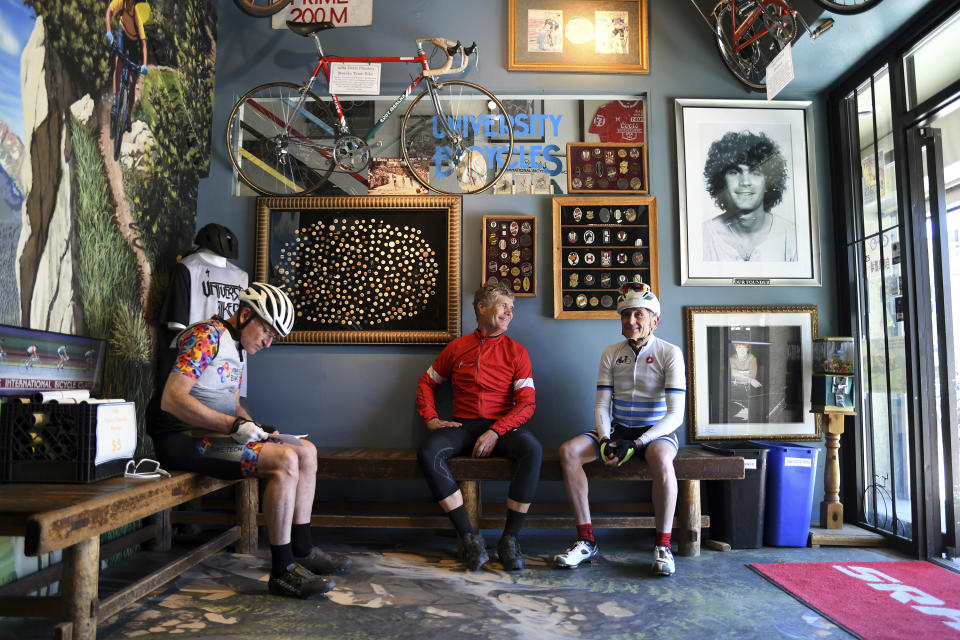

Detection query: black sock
(270, 543), (295, 577)
(291, 523), (312, 558)
(503, 509), (525, 537)
(446, 505), (475, 536)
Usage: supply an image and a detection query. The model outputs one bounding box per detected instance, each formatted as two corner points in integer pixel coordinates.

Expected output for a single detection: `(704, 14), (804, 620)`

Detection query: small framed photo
(482, 215), (537, 297)
(508, 0), (649, 74)
(490, 99), (546, 143)
(675, 98), (821, 286)
(566, 142), (647, 193)
(552, 195), (657, 319)
(685, 305), (820, 442)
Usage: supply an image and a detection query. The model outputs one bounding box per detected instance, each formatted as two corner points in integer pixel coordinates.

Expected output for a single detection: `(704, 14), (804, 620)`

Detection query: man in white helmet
(148, 282), (349, 599)
(552, 278), (686, 576)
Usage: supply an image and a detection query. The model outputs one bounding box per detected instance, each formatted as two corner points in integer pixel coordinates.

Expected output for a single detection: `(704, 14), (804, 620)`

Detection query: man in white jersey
(553, 278), (686, 576)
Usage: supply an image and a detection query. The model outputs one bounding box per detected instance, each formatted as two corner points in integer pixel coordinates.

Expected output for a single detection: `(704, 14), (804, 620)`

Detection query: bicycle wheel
(226, 81), (337, 196)
(232, 0), (292, 17)
(113, 81), (129, 160)
(712, 0), (795, 92)
(401, 80), (513, 195)
(813, 0), (883, 14)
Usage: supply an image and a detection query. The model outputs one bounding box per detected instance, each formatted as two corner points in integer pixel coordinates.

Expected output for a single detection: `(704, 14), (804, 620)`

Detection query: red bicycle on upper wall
(233, 0), (291, 17)
(691, 0), (884, 92)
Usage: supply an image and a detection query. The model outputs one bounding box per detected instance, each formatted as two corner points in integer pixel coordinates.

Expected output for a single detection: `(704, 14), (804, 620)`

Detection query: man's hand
(230, 418), (267, 444)
(427, 418), (462, 430)
(600, 438), (639, 467)
(106, 31), (114, 46)
(472, 429), (499, 458)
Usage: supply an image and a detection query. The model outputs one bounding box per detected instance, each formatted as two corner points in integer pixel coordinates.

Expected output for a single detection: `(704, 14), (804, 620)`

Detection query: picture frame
(685, 305), (820, 442)
(254, 196), (461, 345)
(490, 99), (546, 143)
(552, 195), (657, 319)
(566, 142), (647, 193)
(675, 99), (821, 286)
(508, 0), (649, 74)
(481, 215), (537, 297)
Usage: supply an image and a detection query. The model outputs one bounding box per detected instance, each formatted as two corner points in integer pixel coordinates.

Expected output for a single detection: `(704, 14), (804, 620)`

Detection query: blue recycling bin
(750, 441), (819, 547)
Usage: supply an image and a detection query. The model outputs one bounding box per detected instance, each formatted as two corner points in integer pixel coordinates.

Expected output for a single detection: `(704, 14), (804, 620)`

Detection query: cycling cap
(239, 283), (295, 337)
(616, 277), (660, 316)
(195, 223), (239, 259)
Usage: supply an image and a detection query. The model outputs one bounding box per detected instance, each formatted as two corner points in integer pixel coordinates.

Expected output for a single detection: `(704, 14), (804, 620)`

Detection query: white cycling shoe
(652, 545), (675, 576)
(553, 539), (599, 569)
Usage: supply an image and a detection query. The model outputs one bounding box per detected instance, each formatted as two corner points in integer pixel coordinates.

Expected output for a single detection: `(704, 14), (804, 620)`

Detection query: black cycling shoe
(497, 534), (525, 571)
(296, 546), (352, 575)
(267, 563), (334, 599)
(460, 532), (489, 571)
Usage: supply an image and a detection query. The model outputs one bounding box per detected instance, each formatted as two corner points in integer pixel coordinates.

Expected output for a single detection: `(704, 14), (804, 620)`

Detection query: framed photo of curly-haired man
(675, 99), (821, 286)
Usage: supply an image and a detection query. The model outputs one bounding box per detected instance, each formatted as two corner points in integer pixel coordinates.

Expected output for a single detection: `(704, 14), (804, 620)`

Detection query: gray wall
(200, 1), (837, 512)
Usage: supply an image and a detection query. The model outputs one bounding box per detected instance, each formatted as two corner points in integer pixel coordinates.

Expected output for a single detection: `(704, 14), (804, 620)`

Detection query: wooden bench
(312, 447), (744, 558)
(0, 473), (258, 640)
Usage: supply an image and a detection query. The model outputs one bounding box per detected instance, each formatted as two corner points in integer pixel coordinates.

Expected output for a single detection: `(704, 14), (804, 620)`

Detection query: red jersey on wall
(588, 100), (645, 143)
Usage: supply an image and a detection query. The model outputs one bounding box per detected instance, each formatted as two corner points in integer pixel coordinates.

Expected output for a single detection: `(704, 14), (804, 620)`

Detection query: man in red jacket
(416, 283), (540, 572)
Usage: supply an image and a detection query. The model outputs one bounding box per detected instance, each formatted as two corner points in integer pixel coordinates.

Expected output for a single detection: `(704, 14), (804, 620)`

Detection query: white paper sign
(272, 0), (374, 29)
(95, 402), (137, 465)
(784, 456), (812, 467)
(744, 458), (758, 471)
(328, 62), (381, 95)
(766, 43), (794, 100)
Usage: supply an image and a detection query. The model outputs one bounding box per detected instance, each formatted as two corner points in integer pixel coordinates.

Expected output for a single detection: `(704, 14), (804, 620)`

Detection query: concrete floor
(0, 528), (911, 640)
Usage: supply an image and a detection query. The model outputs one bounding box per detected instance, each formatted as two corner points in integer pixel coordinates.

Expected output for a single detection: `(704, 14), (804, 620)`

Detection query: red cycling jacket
(416, 329), (536, 436)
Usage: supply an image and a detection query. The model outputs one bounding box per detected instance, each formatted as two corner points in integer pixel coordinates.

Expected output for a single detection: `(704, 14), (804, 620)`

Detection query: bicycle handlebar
(109, 32), (141, 73)
(418, 37), (473, 77)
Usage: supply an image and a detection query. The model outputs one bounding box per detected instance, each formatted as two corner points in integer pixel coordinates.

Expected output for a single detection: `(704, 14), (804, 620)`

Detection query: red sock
(576, 523), (594, 542)
(656, 532), (671, 548)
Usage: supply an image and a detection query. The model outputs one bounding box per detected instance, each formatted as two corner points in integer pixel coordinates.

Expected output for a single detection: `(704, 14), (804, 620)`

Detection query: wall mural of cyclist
(0, 0), (217, 588)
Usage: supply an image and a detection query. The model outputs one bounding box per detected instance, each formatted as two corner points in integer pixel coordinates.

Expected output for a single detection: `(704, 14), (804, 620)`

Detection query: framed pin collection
(552, 195), (658, 319)
(255, 196), (461, 345)
(566, 142), (648, 194)
(482, 215), (537, 297)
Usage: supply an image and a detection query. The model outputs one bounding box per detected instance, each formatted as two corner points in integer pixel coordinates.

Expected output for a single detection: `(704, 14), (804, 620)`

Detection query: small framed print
(566, 142), (647, 193)
(482, 215), (537, 297)
(552, 195), (657, 319)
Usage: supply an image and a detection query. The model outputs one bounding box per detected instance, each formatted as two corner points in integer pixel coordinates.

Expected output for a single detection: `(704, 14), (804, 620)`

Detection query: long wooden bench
(312, 447), (744, 558)
(0, 473), (258, 640)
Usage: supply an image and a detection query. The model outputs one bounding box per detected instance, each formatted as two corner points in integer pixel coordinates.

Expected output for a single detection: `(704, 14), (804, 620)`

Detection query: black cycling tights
(417, 419), (542, 504)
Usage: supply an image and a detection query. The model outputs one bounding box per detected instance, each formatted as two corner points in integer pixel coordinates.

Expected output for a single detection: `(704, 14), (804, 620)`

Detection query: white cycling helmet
(238, 283), (295, 338)
(616, 278), (660, 316)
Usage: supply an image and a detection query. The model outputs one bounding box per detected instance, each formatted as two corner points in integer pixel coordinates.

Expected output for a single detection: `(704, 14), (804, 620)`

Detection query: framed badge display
(552, 195), (657, 319)
(482, 215), (537, 297)
(566, 142), (647, 194)
(255, 196), (461, 345)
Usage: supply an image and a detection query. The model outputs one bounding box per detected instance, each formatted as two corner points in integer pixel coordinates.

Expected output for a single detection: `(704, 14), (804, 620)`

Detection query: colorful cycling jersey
(109, 0), (146, 40)
(595, 335), (686, 442)
(416, 329), (535, 436)
(589, 100), (645, 143)
(170, 318), (244, 417)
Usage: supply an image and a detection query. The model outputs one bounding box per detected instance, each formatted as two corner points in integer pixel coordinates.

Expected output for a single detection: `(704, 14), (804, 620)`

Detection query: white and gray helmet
(238, 283), (295, 337)
(616, 278), (660, 316)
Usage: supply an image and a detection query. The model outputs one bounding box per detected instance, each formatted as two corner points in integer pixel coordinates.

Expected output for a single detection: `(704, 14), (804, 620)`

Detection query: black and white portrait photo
(675, 99), (821, 286)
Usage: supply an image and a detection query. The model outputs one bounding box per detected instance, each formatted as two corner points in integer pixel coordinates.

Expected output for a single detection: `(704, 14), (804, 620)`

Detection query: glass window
(904, 8), (960, 109)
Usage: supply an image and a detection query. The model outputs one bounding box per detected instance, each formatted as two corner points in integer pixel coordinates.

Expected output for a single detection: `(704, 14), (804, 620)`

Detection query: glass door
(906, 107), (960, 563)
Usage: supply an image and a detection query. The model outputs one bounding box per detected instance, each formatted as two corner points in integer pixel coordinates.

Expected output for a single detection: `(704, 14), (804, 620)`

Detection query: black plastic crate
(1, 401), (130, 483)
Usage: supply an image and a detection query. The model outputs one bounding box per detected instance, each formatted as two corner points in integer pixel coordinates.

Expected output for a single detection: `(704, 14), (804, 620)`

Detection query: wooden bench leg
(460, 480), (481, 532)
(236, 478), (259, 554)
(146, 508), (172, 552)
(60, 537), (99, 640)
(676, 479), (701, 557)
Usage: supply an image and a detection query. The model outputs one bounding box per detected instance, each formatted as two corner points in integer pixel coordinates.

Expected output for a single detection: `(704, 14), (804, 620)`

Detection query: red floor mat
(751, 561), (960, 639)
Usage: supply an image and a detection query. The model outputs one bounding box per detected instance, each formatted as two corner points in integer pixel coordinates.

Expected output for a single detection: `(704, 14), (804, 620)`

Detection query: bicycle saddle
(286, 21), (335, 36)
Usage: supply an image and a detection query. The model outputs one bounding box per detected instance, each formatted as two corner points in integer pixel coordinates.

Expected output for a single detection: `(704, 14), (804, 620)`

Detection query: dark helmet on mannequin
(194, 223), (239, 259)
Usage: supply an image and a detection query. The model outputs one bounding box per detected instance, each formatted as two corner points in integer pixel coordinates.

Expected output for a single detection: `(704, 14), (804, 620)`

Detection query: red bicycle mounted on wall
(692, 0), (884, 91)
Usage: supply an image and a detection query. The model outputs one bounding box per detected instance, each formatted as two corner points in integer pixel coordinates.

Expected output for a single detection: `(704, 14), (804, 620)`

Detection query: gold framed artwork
(508, 0), (649, 74)
(552, 195), (657, 319)
(482, 215), (537, 297)
(685, 305), (820, 442)
(254, 196), (461, 345)
(566, 142), (647, 193)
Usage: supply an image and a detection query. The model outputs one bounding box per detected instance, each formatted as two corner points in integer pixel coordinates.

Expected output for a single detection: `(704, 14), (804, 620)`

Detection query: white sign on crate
(272, 0), (374, 29)
(95, 402), (137, 465)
